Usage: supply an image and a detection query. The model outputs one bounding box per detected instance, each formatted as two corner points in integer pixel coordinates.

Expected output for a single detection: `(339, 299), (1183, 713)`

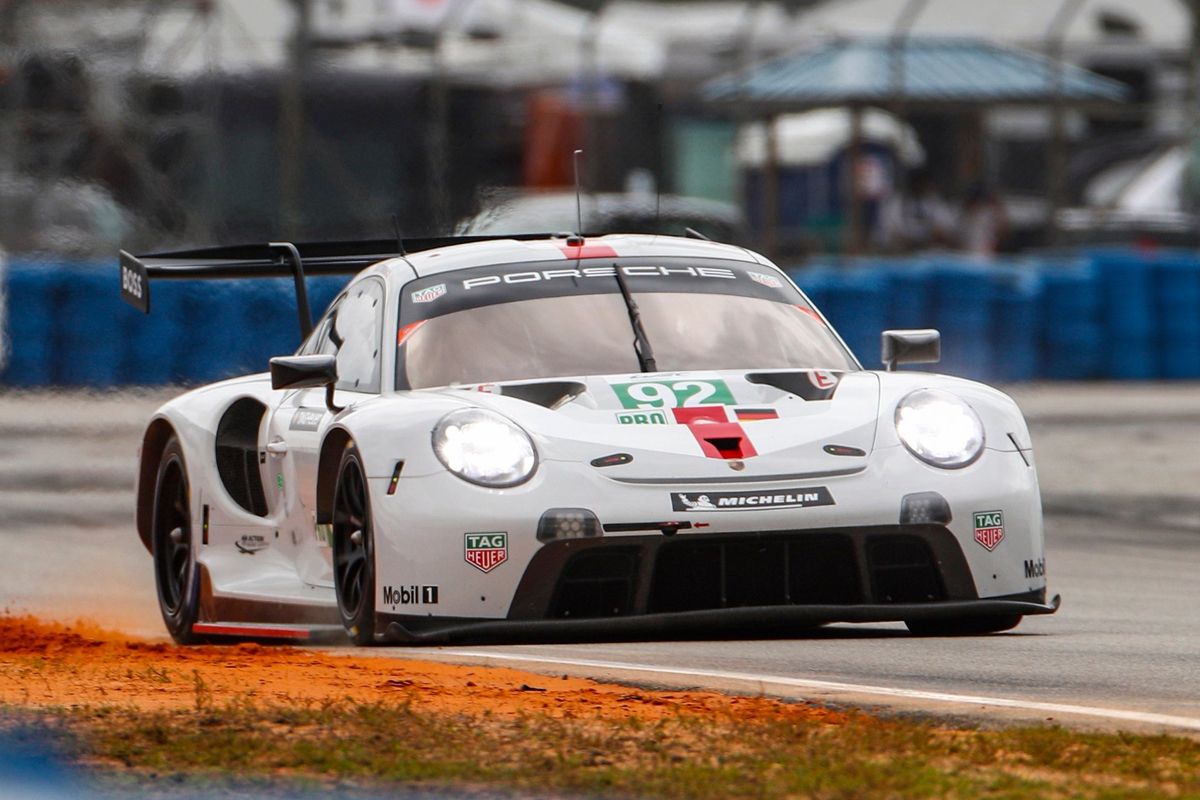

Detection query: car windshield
(396, 258), (856, 389)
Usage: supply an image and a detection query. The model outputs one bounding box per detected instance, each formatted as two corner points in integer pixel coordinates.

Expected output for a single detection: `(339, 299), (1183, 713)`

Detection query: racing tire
(152, 435), (203, 644)
(332, 443), (376, 646)
(904, 614), (1022, 636)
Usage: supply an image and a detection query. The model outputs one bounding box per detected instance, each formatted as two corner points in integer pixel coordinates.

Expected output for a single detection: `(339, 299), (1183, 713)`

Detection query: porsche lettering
(461, 265), (736, 291)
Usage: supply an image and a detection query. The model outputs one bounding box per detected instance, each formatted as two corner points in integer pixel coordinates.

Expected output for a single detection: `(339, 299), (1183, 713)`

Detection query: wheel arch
(316, 427), (355, 525)
(136, 418), (179, 552)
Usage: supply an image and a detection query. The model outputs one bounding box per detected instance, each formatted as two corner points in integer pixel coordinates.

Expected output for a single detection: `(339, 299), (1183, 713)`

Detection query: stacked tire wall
(0, 249), (1198, 386)
(0, 258), (346, 387)
(793, 250), (1200, 381)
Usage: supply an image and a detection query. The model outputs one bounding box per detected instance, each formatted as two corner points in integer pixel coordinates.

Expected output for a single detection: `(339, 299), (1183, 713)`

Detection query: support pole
(762, 114), (780, 259)
(268, 242), (314, 340)
(845, 105), (865, 255)
(280, 0), (312, 239)
(1044, 0), (1085, 245)
(1186, 0), (1200, 211)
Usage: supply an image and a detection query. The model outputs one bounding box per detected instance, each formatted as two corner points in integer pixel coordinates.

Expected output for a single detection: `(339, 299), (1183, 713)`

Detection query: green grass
(8, 698), (1200, 799)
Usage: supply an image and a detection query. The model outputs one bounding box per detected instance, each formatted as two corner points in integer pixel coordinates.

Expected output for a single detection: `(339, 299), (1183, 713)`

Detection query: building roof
(703, 37), (1129, 107)
(792, 0), (1188, 52)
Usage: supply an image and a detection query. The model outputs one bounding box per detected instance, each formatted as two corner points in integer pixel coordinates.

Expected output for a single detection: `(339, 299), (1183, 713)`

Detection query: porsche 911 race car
(120, 233), (1059, 645)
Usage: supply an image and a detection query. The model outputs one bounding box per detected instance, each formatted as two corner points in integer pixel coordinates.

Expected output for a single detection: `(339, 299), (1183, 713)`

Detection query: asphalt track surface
(2, 384), (1198, 732)
(384, 510), (1200, 732)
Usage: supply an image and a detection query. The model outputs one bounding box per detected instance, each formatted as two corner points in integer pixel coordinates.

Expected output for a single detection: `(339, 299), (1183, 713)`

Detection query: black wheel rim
(333, 457), (369, 620)
(154, 457), (190, 617)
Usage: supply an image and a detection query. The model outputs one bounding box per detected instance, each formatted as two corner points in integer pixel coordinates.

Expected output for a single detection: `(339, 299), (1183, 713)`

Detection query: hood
(437, 369), (881, 483)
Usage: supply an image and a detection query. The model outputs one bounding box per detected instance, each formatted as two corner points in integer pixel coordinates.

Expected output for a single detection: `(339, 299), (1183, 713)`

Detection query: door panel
(261, 278), (387, 588)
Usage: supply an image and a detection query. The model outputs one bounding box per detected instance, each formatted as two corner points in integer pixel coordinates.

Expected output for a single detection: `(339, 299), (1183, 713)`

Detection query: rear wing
(119, 234), (555, 339)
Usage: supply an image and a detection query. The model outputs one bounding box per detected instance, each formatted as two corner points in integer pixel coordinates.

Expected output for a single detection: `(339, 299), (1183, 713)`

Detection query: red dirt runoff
(0, 615), (847, 725)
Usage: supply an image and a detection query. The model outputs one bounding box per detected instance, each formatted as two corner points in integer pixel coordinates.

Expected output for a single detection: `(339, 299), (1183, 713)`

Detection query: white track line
(421, 650), (1200, 732)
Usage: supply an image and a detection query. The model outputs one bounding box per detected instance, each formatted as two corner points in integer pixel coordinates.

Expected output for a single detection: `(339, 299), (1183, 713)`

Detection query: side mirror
(881, 329), (940, 372)
(270, 354), (337, 390)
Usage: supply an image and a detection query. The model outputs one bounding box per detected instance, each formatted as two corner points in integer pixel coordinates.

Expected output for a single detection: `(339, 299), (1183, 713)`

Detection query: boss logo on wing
(121, 264), (144, 298)
(462, 265), (737, 290)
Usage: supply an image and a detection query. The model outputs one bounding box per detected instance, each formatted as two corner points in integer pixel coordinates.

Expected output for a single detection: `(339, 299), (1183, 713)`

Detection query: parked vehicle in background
(456, 190), (746, 244)
(0, 176), (133, 256)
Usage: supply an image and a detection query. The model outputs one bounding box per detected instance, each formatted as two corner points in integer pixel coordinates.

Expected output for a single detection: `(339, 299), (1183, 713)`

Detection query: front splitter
(379, 593), (1061, 645)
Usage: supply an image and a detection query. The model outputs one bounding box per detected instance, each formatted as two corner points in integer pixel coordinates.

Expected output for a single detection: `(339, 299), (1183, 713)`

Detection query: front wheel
(152, 435), (202, 644)
(905, 614), (1022, 636)
(332, 443), (376, 646)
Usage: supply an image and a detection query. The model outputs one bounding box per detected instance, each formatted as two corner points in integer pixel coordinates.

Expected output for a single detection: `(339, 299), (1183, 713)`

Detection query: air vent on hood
(745, 371), (840, 401)
(496, 381), (586, 409)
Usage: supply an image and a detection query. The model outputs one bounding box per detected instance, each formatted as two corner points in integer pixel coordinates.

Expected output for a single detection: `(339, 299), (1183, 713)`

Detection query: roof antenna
(654, 103), (663, 235)
(392, 213), (407, 256)
(572, 149), (584, 240)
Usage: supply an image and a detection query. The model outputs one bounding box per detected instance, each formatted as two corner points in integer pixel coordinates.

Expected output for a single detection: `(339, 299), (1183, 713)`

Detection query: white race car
(120, 233), (1059, 645)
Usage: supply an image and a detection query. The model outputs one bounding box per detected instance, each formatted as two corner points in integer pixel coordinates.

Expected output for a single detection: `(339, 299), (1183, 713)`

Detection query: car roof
(364, 233), (771, 281)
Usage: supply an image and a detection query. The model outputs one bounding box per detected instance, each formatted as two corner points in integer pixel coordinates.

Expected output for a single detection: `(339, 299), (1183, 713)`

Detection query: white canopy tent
(793, 0), (1189, 51)
(324, 0), (666, 86)
(127, 0), (665, 85)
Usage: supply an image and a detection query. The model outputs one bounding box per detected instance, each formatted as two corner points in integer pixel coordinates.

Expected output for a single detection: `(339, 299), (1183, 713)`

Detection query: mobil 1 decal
(973, 510), (1005, 551)
(465, 532), (508, 573)
(671, 487), (834, 512)
(611, 378), (736, 409)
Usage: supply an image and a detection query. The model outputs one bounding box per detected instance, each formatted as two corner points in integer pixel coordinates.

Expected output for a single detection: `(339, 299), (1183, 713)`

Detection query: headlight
(432, 408), (537, 487)
(894, 389), (985, 469)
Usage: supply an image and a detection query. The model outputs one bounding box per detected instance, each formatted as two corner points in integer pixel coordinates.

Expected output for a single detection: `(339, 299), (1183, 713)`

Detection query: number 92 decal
(610, 379), (736, 409)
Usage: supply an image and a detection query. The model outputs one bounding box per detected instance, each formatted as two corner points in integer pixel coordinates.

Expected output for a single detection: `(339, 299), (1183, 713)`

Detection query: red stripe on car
(558, 242), (618, 259)
(192, 623), (311, 640)
(671, 407), (757, 459)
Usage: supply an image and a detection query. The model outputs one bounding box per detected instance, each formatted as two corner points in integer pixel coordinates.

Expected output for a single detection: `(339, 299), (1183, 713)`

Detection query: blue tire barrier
(1039, 262), (1104, 379)
(789, 265), (837, 311)
(3, 253), (1199, 387)
(933, 266), (993, 381)
(990, 268), (1041, 383)
(815, 270), (888, 369)
(2, 261), (63, 386)
(1155, 253), (1200, 379)
(54, 262), (126, 387)
(1090, 250), (1158, 379)
(883, 264), (936, 331)
(121, 280), (181, 385)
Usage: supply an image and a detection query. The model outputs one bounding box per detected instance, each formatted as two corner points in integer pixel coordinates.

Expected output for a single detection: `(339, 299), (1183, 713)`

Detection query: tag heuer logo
(748, 271), (783, 289)
(465, 532), (508, 573)
(411, 283), (446, 303)
(974, 510), (1005, 551)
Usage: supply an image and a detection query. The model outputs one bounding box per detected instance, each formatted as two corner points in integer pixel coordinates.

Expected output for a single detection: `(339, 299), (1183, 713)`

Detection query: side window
(296, 298), (340, 357)
(329, 279), (385, 393)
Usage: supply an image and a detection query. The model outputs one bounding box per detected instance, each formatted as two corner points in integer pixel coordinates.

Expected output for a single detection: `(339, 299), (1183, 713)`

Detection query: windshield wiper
(612, 265), (657, 373)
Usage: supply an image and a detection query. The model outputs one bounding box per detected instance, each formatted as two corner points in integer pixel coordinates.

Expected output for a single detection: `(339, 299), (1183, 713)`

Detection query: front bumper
(374, 524), (1059, 644)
